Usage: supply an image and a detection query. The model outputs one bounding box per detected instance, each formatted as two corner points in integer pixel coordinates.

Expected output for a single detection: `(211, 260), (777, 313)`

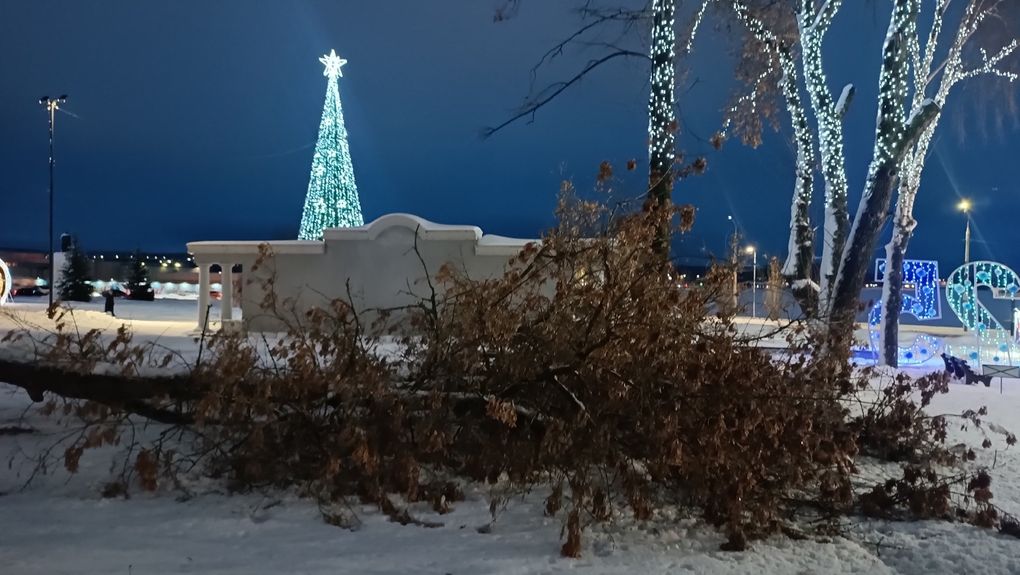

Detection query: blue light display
(868, 259), (942, 365)
(944, 261), (1020, 366)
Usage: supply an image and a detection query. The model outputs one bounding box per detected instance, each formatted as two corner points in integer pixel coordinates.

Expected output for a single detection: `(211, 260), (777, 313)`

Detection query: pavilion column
(221, 263), (233, 321)
(198, 264), (210, 329)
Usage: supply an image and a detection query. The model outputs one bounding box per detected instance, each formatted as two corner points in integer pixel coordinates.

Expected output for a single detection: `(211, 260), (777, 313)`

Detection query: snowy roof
(187, 214), (537, 259)
(324, 213), (483, 242)
(186, 240), (324, 257)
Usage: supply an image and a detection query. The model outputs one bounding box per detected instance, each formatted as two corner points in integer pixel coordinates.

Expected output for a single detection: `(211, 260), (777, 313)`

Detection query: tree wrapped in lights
(645, 0), (676, 209)
(723, 0), (818, 309)
(879, 0), (1017, 365)
(794, 0), (854, 302)
(694, 0), (848, 304)
(828, 0), (941, 329)
(298, 49), (364, 240)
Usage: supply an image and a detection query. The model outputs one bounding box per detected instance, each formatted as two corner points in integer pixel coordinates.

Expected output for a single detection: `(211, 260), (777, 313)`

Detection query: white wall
(187, 214), (535, 332)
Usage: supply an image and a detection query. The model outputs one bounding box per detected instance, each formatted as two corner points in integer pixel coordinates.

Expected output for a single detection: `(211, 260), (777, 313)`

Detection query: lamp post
(39, 95), (67, 307)
(957, 199), (973, 332)
(745, 245), (757, 318)
(727, 216), (738, 313)
(958, 199), (972, 264)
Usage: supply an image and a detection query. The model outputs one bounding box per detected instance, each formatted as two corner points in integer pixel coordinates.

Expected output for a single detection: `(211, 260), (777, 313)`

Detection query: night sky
(1, 1), (1017, 270)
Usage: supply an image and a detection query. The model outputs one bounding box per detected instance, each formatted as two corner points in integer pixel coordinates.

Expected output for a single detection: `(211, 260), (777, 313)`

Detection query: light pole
(727, 216), (738, 313)
(957, 199), (973, 332)
(39, 95), (67, 307)
(745, 245), (757, 318)
(958, 199), (972, 264)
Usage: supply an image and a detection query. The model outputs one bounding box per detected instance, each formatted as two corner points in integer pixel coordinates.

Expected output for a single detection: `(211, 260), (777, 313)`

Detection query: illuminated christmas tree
(298, 49), (364, 240)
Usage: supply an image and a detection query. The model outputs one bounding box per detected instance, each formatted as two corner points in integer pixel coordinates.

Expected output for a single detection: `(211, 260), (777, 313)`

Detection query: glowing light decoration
(725, 1), (816, 279)
(883, 2), (1017, 343)
(0, 258), (11, 305)
(647, 0), (675, 195)
(797, 0), (851, 296)
(297, 49), (364, 240)
(945, 261), (1020, 366)
(868, 258), (942, 364)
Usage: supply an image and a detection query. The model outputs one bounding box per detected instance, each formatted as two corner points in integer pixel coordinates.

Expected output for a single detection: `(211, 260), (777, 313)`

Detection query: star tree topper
(320, 49), (347, 79)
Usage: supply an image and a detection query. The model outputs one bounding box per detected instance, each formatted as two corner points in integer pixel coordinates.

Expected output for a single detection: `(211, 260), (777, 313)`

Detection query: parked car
(12, 286), (47, 297)
(127, 284), (155, 301)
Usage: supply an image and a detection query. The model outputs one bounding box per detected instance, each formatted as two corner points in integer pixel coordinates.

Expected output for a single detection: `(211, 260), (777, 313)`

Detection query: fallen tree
(1, 190), (1014, 555)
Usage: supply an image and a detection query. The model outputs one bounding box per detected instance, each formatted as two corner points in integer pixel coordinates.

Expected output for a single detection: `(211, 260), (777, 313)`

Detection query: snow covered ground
(1, 302), (1019, 574)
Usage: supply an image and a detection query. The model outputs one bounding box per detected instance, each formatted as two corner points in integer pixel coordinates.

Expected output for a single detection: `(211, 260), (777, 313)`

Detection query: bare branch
(482, 50), (649, 139)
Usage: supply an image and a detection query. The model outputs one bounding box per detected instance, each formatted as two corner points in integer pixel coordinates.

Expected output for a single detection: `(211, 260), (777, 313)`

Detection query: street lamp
(957, 199), (973, 332)
(957, 199), (972, 264)
(39, 94), (67, 307)
(745, 245), (757, 318)
(727, 216), (739, 312)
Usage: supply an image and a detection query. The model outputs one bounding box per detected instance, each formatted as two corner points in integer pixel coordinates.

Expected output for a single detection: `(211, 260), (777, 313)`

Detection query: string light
(879, 0), (1017, 364)
(798, 0), (850, 296)
(647, 0), (675, 194)
(685, 0), (712, 54)
(727, 1), (816, 279)
(298, 49), (364, 240)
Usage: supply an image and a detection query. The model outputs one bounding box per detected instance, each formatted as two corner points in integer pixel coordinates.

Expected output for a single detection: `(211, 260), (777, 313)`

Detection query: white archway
(0, 258), (11, 305)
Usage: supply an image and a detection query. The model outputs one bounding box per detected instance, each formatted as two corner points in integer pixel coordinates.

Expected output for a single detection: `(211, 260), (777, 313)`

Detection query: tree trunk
(796, 1), (850, 307)
(777, 48), (817, 317)
(829, 104), (937, 332)
(827, 0), (938, 334)
(879, 216), (914, 367)
(0, 359), (199, 425)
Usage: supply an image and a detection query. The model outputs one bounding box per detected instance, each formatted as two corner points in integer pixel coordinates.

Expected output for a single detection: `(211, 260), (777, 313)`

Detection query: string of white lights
(729, 0), (816, 279)
(647, 0), (676, 193)
(796, 0), (849, 297)
(298, 49), (364, 240)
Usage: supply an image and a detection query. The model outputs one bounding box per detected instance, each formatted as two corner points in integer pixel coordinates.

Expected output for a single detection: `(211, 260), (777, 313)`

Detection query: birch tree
(827, 0), (942, 329)
(794, 0), (853, 306)
(879, 0), (1017, 366)
(725, 0), (820, 312)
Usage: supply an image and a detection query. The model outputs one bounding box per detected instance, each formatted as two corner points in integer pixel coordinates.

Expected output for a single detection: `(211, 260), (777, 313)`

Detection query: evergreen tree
(58, 237), (93, 303)
(298, 49), (364, 240)
(125, 249), (153, 300)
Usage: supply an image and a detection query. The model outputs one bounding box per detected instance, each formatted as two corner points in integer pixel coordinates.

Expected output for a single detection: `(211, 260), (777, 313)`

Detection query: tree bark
(778, 47), (818, 317)
(879, 216), (914, 367)
(828, 103), (938, 332)
(0, 359), (199, 425)
(795, 0), (849, 306)
(827, 0), (938, 333)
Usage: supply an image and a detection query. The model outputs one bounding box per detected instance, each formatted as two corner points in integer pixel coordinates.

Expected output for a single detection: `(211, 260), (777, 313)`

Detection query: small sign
(983, 364), (1020, 378)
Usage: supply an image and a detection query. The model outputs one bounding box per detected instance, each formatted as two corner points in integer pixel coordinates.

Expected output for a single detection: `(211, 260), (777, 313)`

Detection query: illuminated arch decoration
(945, 260), (1020, 365)
(868, 258), (943, 364)
(0, 258), (11, 305)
